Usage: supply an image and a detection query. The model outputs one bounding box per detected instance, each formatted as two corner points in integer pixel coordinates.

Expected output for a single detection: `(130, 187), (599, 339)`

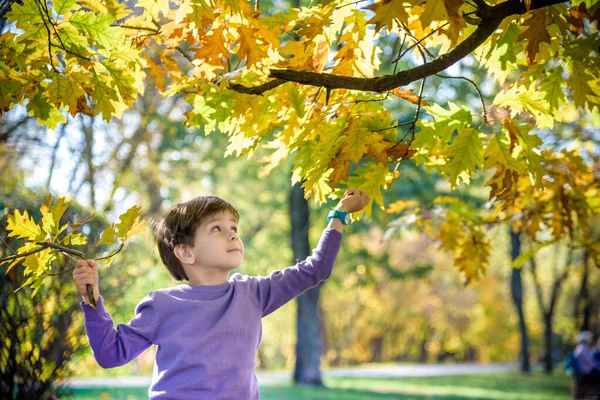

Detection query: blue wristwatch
(327, 209), (351, 225)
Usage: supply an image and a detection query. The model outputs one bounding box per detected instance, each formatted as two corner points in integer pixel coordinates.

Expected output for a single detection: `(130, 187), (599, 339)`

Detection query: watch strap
(327, 209), (349, 225)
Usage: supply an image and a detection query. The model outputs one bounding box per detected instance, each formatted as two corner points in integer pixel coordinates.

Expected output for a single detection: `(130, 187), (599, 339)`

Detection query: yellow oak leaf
(115, 206), (145, 242)
(339, 120), (370, 165)
(364, 0), (409, 33)
(7, 210), (43, 241)
(421, 0), (449, 28)
(237, 26), (269, 68)
(386, 200), (419, 214)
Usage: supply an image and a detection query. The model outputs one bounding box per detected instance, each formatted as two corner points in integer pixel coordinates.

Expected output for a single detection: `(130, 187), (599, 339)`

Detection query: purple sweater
(81, 228), (342, 399)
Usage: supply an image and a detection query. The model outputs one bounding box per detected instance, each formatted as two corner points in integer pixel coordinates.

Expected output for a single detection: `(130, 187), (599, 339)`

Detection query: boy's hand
(73, 260), (100, 305)
(336, 188), (370, 213)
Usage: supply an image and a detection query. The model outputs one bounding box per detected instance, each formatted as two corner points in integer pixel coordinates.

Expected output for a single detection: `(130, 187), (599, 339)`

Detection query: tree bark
(509, 228), (531, 372)
(574, 250), (591, 331)
(290, 182), (324, 386)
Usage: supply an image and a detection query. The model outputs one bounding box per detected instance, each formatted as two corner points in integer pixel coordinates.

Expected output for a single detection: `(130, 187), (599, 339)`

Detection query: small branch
(435, 73), (487, 123)
(35, 0), (57, 72)
(371, 121), (414, 133)
(0, 236), (16, 255)
(0, 243), (50, 263)
(394, 22), (449, 63)
(230, 79), (287, 94)
(409, 77), (427, 139)
(117, 24), (160, 34)
(50, 42), (93, 61)
(36, 242), (86, 257)
(45, 264), (76, 276)
(94, 242), (124, 261)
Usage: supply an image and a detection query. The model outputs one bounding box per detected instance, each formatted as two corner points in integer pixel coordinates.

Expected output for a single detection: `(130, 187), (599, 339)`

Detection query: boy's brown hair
(153, 196), (240, 281)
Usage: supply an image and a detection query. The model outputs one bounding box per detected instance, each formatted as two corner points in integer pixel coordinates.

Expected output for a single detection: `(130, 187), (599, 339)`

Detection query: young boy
(73, 188), (369, 399)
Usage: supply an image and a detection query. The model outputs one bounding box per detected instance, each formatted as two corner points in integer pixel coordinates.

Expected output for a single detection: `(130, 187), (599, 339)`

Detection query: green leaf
(484, 131), (524, 172)
(69, 11), (121, 49)
(480, 23), (522, 85)
(444, 128), (485, 188)
(96, 224), (116, 247)
(493, 84), (553, 128)
(540, 67), (566, 111)
(568, 61), (594, 110)
(53, 0), (78, 15)
(47, 74), (85, 110)
(412, 102), (472, 168)
(26, 87), (53, 121)
(63, 232), (87, 246)
(6, 210), (43, 241)
(40, 196), (69, 235)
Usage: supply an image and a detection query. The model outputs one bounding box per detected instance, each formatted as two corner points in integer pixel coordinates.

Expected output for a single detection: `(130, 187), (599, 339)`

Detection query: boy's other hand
(73, 260), (100, 305)
(336, 188), (370, 213)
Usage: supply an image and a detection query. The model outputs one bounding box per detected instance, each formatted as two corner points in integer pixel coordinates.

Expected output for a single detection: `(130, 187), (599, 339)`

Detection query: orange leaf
(390, 88), (428, 106)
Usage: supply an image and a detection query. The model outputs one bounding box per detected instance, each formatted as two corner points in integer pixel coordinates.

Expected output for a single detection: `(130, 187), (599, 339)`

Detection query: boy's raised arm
(246, 189), (369, 317)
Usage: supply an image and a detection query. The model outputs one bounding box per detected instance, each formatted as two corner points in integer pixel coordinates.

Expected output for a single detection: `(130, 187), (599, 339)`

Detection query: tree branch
(231, 0), (567, 94)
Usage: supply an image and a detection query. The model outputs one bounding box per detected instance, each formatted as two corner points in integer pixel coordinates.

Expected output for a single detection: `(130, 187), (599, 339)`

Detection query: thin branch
(36, 242), (85, 257)
(50, 42), (93, 61)
(0, 236), (16, 254)
(0, 243), (51, 263)
(529, 255), (547, 314)
(371, 121), (414, 133)
(399, 20), (436, 59)
(394, 22), (449, 63)
(117, 24), (160, 34)
(46, 122), (68, 191)
(46, 264), (76, 276)
(435, 73), (488, 123)
(94, 242), (124, 261)
(392, 34), (407, 75)
(35, 0), (57, 72)
(231, 0), (567, 94)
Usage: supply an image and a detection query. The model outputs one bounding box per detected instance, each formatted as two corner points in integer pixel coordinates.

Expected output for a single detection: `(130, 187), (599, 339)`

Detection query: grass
(61, 371), (571, 400)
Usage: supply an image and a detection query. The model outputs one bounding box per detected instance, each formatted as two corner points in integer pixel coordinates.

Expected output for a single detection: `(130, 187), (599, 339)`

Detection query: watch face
(344, 214), (351, 224)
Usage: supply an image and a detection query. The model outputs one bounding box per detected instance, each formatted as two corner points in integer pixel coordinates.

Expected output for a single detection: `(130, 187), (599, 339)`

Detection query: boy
(73, 188), (370, 399)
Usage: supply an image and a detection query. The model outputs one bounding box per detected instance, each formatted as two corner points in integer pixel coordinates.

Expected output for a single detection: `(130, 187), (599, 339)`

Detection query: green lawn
(61, 371), (571, 399)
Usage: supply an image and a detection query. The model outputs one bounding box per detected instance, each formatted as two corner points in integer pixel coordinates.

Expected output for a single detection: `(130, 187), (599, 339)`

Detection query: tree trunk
(290, 182), (323, 386)
(509, 228), (531, 372)
(574, 250), (591, 331)
(542, 313), (553, 373)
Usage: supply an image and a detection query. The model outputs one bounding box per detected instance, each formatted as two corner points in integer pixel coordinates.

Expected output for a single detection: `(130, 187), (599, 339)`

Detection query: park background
(1, 0), (599, 398)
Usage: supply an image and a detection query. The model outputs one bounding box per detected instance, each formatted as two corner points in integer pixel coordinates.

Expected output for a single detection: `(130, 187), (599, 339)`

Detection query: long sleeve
(245, 228), (343, 317)
(81, 294), (156, 368)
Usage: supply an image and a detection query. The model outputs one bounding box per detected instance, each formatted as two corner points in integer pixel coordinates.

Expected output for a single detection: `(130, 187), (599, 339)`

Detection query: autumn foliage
(1, 0), (599, 280)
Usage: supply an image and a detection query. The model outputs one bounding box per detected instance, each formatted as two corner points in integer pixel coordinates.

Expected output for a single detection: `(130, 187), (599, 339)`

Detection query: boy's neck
(185, 268), (230, 286)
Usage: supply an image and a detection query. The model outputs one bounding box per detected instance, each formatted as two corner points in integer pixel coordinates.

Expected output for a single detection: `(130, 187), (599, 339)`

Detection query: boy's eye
(232, 227), (238, 232)
(211, 226), (221, 232)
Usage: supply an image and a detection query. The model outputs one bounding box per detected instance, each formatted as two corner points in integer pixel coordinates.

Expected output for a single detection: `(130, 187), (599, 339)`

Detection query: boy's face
(188, 210), (244, 273)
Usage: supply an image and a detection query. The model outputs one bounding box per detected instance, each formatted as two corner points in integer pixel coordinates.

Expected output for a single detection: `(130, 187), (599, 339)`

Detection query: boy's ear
(173, 244), (195, 265)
